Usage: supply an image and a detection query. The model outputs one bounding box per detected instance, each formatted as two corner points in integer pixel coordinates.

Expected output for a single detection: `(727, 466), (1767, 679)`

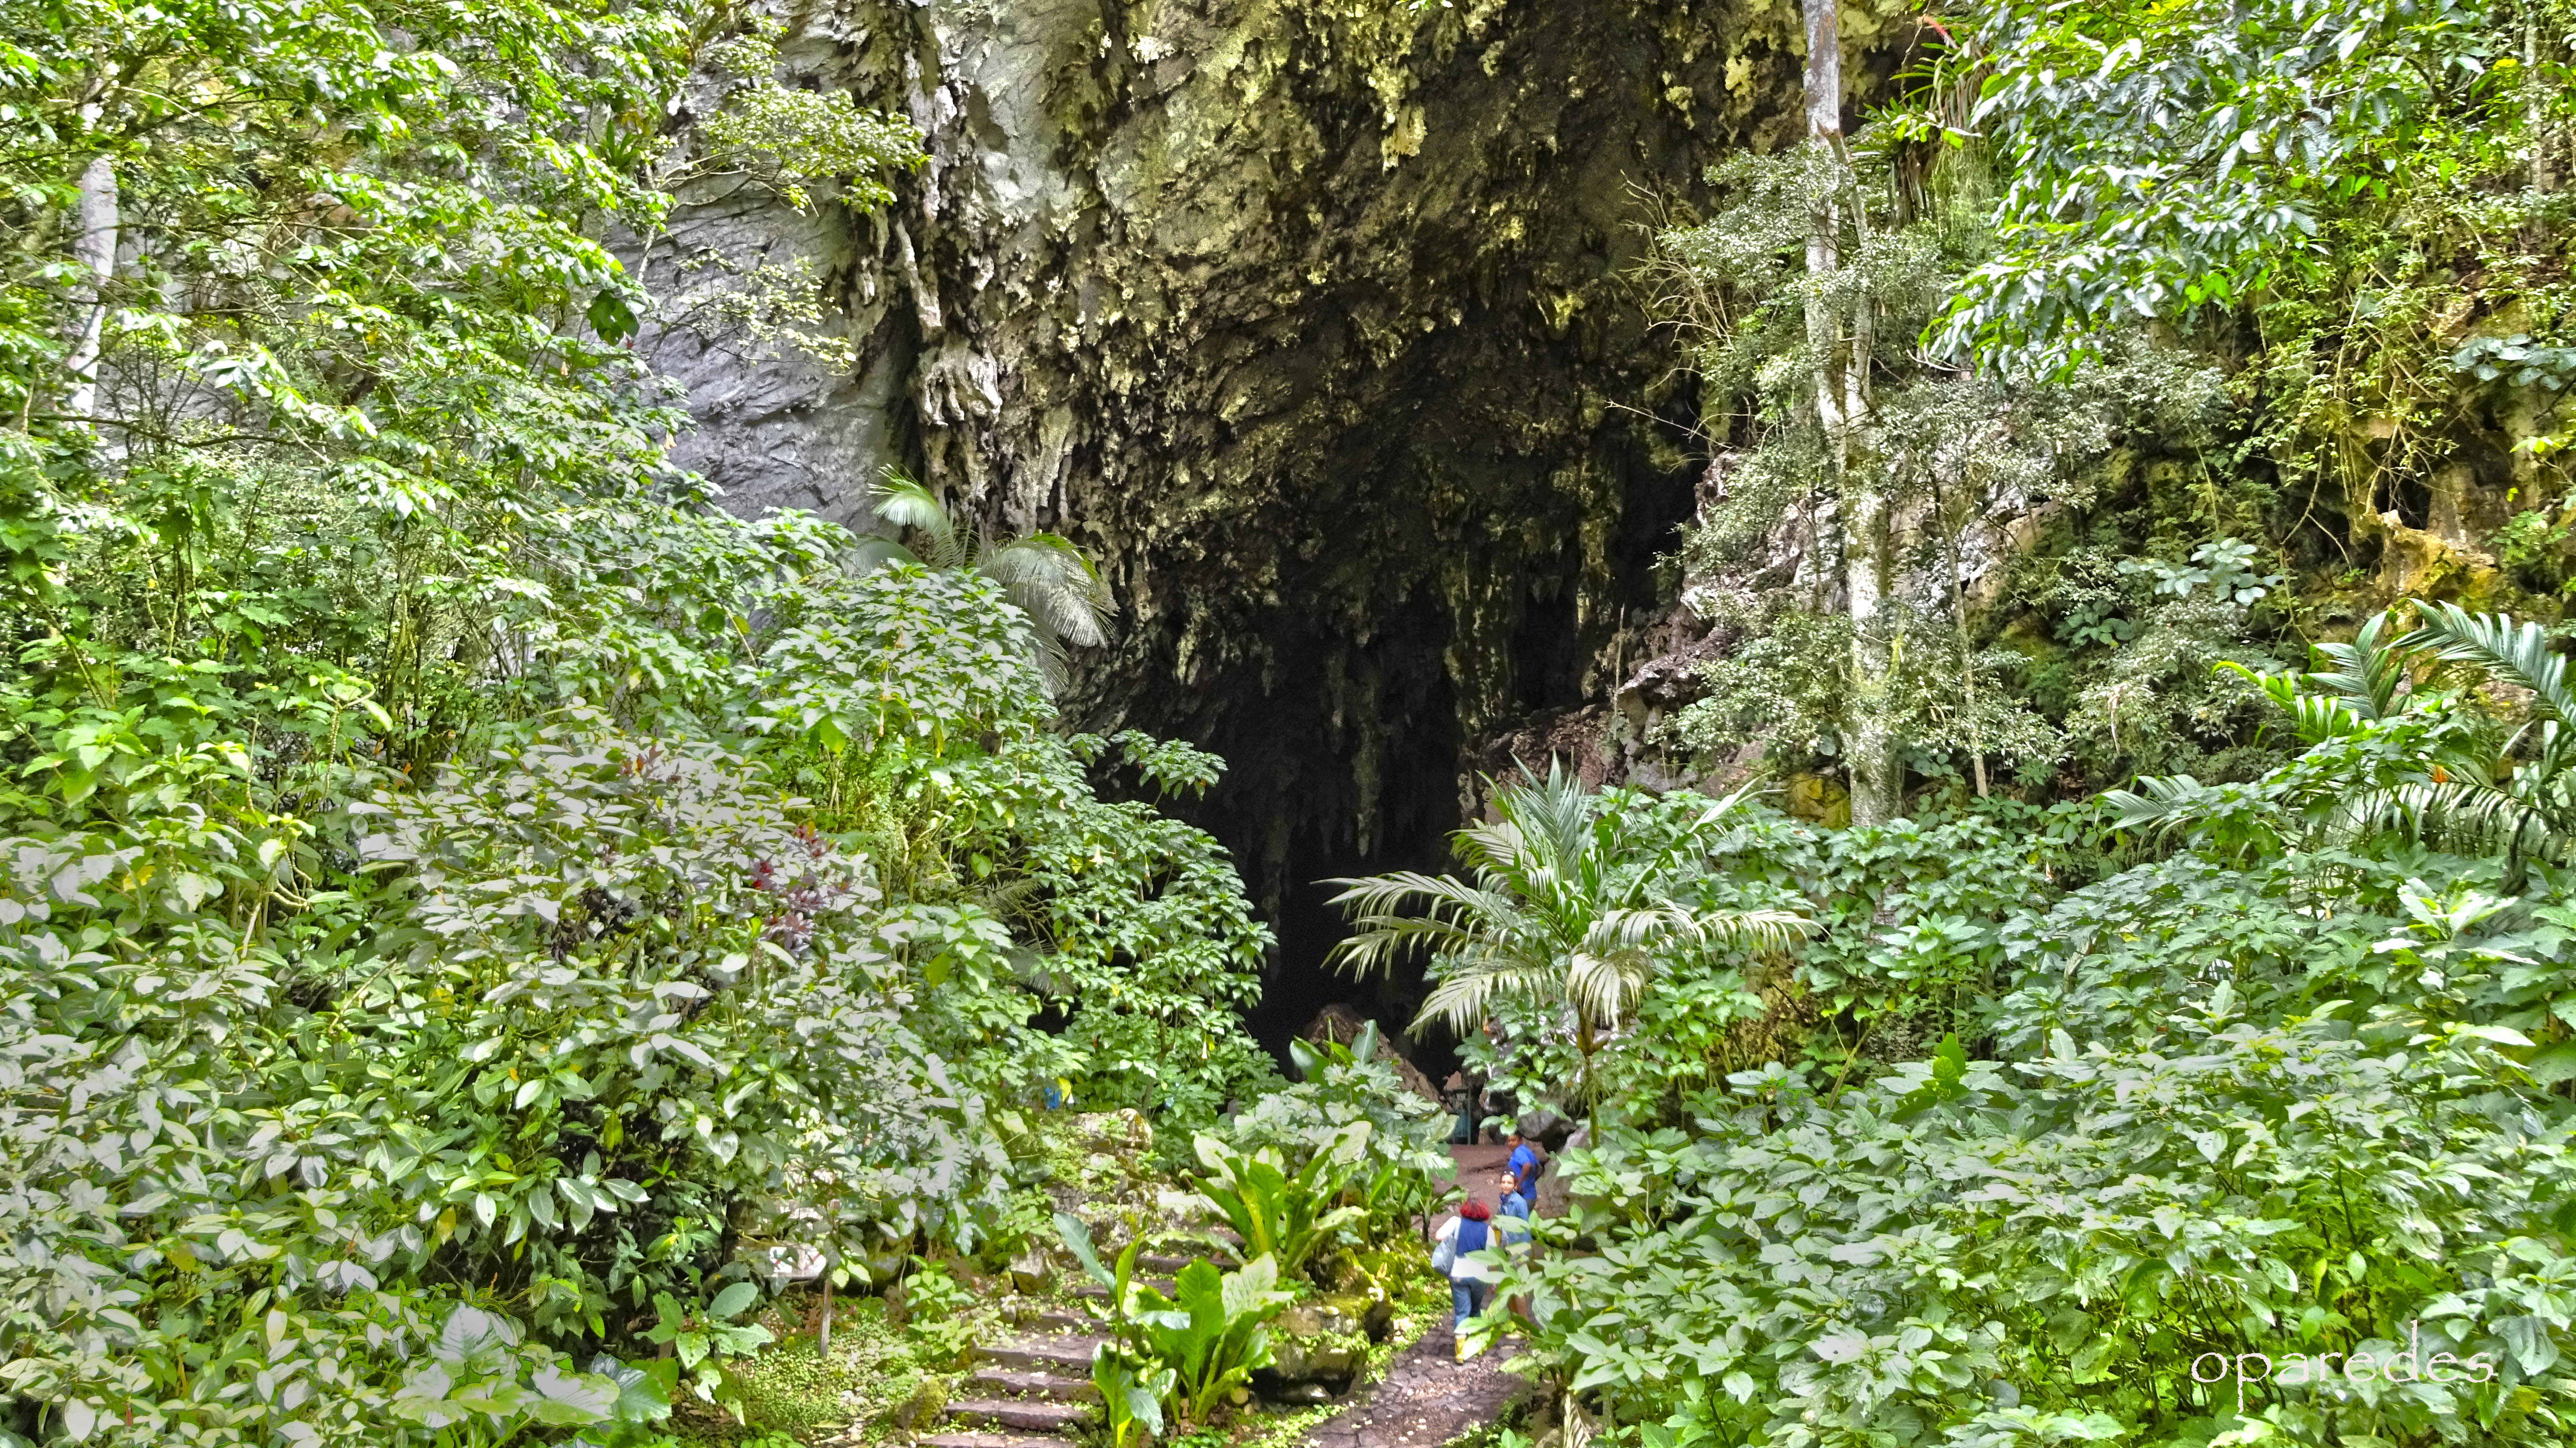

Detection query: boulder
(1069, 1109), (1154, 1158)
(1007, 1244), (1053, 1292)
(1254, 1296), (1373, 1395)
(1298, 1005), (1444, 1106)
(1517, 1107), (1576, 1150)
(883, 1374), (948, 1430)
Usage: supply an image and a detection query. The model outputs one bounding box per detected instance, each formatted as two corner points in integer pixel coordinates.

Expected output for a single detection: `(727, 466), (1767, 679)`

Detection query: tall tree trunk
(64, 155), (118, 419)
(2531, 3), (2552, 195)
(1936, 475), (1989, 798)
(1802, 0), (1897, 824)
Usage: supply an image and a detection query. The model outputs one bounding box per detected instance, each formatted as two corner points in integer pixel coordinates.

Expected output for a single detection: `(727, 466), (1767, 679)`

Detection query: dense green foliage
(1382, 7), (2576, 1448)
(0, 0), (1276, 1442)
(16, 0), (2576, 1446)
(1472, 609), (2576, 1446)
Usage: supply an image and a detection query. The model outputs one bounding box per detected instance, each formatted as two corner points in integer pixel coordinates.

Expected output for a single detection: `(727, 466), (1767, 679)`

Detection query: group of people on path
(1429, 1128), (1546, 1360)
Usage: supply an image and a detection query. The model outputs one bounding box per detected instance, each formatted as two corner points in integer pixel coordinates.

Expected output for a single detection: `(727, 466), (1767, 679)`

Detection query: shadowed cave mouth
(1105, 414), (1702, 1086)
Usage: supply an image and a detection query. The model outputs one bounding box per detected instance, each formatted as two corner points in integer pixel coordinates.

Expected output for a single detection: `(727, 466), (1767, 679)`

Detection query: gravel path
(1297, 1319), (1523, 1448)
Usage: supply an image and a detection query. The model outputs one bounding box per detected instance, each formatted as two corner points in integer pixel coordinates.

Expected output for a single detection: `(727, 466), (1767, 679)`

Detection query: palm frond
(2402, 602), (2576, 725)
(981, 534), (1113, 649)
(2309, 608), (2408, 721)
(1498, 759), (1597, 871)
(1698, 907), (1816, 950)
(1581, 903), (1704, 956)
(1453, 818), (1526, 876)
(1413, 961), (1562, 1036)
(866, 469), (964, 568)
(1562, 951), (1648, 1029)
(1330, 916), (1511, 976)
(846, 536), (919, 575)
(1688, 779), (1765, 830)
(1323, 871), (1513, 921)
(1323, 872), (1519, 978)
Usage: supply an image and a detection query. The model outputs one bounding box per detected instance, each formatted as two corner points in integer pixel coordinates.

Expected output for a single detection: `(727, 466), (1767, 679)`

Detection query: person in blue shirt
(1490, 1170), (1534, 1324)
(1506, 1128), (1543, 1203)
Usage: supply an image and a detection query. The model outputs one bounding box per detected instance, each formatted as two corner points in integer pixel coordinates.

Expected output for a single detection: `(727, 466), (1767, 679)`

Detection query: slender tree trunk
(2531, 4), (2552, 195)
(1929, 471), (1988, 797)
(1948, 515), (1989, 798)
(64, 155), (118, 419)
(1576, 1015), (1598, 1137)
(1802, 0), (1898, 824)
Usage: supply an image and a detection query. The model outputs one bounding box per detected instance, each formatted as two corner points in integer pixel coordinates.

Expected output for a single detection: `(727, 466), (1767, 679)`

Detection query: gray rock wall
(657, 0), (1909, 1008)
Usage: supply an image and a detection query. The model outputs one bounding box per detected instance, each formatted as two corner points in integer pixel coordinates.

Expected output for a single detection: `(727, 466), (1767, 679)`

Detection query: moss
(731, 1338), (868, 1436)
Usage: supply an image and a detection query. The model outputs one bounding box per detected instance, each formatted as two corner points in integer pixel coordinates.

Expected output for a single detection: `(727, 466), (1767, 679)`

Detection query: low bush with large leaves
(1480, 607), (2576, 1448)
(0, 547), (1276, 1444)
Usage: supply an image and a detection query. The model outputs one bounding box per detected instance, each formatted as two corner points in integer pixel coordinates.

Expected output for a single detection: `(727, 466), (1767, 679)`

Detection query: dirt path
(1297, 1319), (1523, 1448)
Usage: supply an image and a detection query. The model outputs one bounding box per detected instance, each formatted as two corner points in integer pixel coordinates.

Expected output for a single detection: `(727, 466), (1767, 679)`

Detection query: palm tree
(852, 468), (1113, 690)
(1323, 763), (1812, 1117)
(2112, 603), (2576, 890)
(2372, 604), (2576, 889)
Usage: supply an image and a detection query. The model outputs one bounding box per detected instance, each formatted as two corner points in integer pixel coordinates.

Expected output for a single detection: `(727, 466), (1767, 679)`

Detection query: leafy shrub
(1191, 1132), (1368, 1283)
(1130, 1258), (1296, 1426)
(1057, 1214), (1290, 1431)
(1512, 993), (2576, 1447)
(1226, 1022), (1452, 1251)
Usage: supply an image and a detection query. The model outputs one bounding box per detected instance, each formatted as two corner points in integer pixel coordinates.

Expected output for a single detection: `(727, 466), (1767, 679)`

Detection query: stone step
(918, 1434), (1073, 1448)
(1073, 1277), (1173, 1300)
(1032, 1307), (1095, 1334)
(978, 1336), (1104, 1374)
(1135, 1251), (1196, 1273)
(943, 1398), (1096, 1433)
(968, 1367), (1099, 1403)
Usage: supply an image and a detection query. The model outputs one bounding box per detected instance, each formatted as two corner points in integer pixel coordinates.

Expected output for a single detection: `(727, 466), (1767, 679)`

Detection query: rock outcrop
(659, 0), (1911, 1019)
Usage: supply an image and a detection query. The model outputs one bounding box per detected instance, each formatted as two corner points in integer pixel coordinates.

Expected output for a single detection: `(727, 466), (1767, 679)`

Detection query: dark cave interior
(1157, 388), (1708, 1082)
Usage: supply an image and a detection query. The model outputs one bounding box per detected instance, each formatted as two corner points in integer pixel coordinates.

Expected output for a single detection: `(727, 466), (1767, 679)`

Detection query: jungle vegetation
(6, 0), (2576, 1445)
(1387, 2), (2576, 1445)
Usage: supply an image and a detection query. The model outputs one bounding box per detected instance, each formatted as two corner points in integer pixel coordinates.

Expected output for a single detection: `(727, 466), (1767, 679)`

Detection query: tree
(856, 468), (1114, 689)
(1799, 0), (1902, 825)
(1323, 763), (1810, 1114)
(1939, 0), (2505, 363)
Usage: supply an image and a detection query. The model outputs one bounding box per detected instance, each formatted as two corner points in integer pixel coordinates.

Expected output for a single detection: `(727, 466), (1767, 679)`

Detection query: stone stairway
(917, 1252), (1198, 1448)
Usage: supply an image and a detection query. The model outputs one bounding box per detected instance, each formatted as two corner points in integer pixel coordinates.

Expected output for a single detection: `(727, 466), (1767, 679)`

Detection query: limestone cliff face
(658, 0), (1898, 1018)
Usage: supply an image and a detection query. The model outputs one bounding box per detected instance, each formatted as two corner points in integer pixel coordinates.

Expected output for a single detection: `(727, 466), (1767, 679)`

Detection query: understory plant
(1191, 1131), (1367, 1283)
(1327, 765), (1810, 1118)
(1491, 604), (2576, 1447)
(1055, 1214), (1291, 1433)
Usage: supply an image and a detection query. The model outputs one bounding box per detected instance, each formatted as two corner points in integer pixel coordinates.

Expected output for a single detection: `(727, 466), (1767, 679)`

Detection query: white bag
(1428, 1225), (1456, 1276)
